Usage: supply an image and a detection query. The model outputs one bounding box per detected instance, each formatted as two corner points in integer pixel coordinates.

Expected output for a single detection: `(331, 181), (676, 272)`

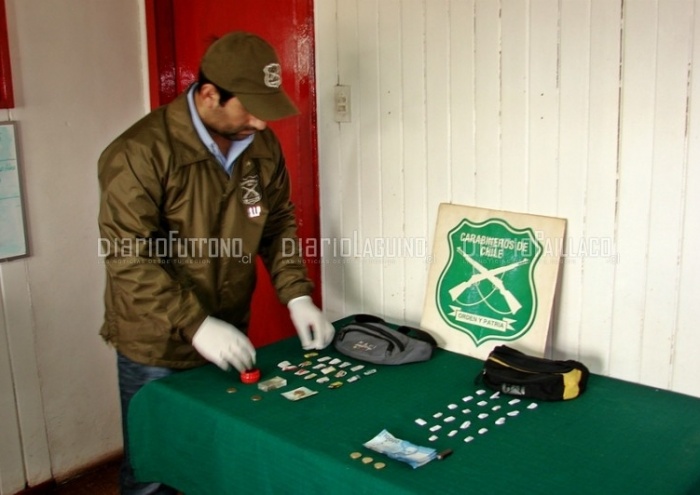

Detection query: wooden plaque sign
(421, 203), (566, 360)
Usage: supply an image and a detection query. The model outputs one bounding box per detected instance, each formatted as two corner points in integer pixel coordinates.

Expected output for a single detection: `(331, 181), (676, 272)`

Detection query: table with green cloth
(129, 322), (700, 495)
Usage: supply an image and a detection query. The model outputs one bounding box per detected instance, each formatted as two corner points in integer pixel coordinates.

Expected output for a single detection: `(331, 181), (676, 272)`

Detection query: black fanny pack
(333, 314), (437, 365)
(477, 345), (590, 401)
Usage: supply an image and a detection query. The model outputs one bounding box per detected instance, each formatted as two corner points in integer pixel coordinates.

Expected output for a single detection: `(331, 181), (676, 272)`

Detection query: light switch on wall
(334, 85), (351, 123)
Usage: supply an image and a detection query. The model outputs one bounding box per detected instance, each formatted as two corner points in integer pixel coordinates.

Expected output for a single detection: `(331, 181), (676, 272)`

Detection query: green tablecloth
(129, 323), (700, 495)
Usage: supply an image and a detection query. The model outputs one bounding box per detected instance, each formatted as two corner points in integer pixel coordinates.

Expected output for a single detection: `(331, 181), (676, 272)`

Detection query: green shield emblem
(435, 218), (543, 346)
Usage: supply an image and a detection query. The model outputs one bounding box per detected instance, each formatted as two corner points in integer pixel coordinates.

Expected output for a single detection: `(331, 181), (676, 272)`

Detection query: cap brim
(237, 91), (299, 121)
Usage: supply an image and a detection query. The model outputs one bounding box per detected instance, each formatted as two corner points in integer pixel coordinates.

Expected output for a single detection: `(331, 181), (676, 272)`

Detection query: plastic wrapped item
(363, 429), (436, 469)
(257, 376), (287, 391)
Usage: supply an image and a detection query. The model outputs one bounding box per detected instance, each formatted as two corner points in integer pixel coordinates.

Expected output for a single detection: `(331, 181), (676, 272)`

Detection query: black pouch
(476, 345), (590, 401)
(333, 314), (437, 365)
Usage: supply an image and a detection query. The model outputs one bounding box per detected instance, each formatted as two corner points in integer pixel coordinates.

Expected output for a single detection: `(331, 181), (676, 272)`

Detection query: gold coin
(349, 452), (362, 460)
(361, 457), (373, 464)
(374, 462), (386, 470)
(226, 387), (237, 394)
(251, 395), (263, 401)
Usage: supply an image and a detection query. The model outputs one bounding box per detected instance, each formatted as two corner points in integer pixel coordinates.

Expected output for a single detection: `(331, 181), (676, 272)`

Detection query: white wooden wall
(315, 0), (700, 398)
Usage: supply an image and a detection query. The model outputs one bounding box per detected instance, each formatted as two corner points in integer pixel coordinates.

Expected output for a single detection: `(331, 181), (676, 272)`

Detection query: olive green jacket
(98, 93), (313, 368)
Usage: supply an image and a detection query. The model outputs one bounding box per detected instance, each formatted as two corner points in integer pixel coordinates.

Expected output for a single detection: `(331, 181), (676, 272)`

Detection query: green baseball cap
(200, 31), (299, 121)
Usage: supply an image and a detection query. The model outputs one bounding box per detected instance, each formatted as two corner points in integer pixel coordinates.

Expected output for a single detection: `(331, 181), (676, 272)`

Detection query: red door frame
(144, 0), (322, 347)
(0, 0), (14, 108)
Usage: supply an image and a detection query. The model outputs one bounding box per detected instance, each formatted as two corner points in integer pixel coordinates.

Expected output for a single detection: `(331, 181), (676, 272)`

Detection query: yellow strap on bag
(478, 345), (590, 401)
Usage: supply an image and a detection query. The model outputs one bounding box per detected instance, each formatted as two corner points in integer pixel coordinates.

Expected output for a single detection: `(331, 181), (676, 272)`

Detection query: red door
(145, 0), (321, 347)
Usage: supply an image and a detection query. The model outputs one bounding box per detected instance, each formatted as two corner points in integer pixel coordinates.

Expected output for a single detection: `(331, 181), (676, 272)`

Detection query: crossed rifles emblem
(448, 247), (528, 315)
(241, 176), (262, 205)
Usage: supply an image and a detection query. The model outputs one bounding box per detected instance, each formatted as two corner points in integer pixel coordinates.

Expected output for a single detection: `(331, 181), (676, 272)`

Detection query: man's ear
(198, 83), (220, 107)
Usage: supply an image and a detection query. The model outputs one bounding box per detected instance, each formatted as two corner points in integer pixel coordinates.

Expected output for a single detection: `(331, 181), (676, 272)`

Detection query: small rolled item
(437, 448), (453, 460)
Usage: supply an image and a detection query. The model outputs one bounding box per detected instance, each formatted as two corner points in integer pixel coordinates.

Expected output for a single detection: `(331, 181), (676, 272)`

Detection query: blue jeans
(117, 353), (179, 495)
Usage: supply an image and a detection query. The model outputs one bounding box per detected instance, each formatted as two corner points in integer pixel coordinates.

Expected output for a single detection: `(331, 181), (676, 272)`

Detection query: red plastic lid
(240, 368), (261, 384)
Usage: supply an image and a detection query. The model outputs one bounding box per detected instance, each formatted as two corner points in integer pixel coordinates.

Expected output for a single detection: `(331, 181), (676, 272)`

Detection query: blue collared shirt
(187, 84), (254, 176)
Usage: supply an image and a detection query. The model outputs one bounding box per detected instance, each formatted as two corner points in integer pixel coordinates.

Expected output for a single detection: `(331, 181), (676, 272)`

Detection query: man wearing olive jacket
(98, 32), (334, 495)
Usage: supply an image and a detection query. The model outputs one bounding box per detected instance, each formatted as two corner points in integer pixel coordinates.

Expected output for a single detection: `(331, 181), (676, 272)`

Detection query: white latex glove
(191, 316), (256, 372)
(288, 296), (335, 350)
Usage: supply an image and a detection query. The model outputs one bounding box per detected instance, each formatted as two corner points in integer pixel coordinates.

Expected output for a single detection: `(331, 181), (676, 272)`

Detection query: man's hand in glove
(288, 296), (335, 350)
(192, 316), (256, 372)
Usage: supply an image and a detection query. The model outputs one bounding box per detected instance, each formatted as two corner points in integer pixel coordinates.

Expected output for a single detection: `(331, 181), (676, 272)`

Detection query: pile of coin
(349, 452), (385, 470)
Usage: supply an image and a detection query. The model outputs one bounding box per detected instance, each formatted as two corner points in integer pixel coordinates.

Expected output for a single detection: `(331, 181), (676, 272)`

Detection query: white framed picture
(0, 122), (28, 261)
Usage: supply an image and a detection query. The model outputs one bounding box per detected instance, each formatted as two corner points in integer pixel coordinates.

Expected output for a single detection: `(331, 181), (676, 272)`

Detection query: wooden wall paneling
(315, 0), (345, 321)
(577, 0), (623, 373)
(1, 262), (51, 486)
(672, 0), (700, 397)
(527, 0), (563, 360)
(527, 0), (560, 216)
(448, 0), (475, 208)
(401, 0), (429, 325)
(378, 0), (405, 318)
(316, 0), (700, 397)
(640, 0), (693, 389)
(609, 0), (657, 381)
(425, 0), (451, 240)
(0, 278), (24, 495)
(474, 0), (501, 208)
(500, 0), (529, 213)
(357, 0), (383, 315)
(336, 0), (363, 315)
(554, 0), (591, 360)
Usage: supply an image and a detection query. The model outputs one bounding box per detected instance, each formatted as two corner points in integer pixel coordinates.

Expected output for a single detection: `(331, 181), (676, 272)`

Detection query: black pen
(437, 448), (453, 460)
